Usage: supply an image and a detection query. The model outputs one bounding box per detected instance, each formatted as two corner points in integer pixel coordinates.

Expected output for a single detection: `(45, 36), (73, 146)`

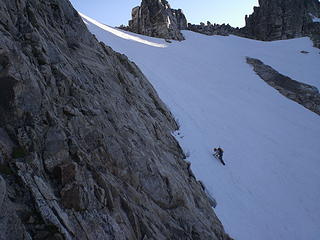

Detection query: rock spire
(126, 0), (188, 40)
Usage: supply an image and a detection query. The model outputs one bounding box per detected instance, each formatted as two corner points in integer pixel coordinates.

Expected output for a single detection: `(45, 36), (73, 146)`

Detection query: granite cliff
(0, 0), (232, 239)
(242, 0), (320, 47)
(124, 0), (187, 41)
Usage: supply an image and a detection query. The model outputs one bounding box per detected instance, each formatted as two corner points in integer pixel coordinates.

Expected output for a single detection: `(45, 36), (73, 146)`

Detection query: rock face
(126, 0), (187, 40)
(247, 57), (320, 115)
(188, 22), (238, 36)
(0, 0), (232, 239)
(242, 0), (320, 47)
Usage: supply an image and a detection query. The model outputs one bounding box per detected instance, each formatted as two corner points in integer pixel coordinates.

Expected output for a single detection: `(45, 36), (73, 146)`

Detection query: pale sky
(70, 0), (259, 27)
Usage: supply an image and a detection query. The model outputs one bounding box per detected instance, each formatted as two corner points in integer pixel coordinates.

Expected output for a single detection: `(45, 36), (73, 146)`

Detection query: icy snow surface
(81, 13), (320, 240)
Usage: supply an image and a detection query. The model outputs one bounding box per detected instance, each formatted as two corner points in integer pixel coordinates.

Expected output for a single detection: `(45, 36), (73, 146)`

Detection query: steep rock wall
(0, 0), (232, 239)
(125, 0), (187, 41)
(242, 0), (320, 47)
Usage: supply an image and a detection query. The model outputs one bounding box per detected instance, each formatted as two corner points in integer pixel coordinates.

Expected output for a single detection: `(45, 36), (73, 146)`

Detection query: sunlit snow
(80, 13), (167, 48)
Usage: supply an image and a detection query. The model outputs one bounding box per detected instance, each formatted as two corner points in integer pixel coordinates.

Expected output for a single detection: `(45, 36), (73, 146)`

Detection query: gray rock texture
(247, 57), (320, 115)
(187, 22), (238, 36)
(242, 0), (320, 47)
(0, 0), (232, 239)
(124, 0), (187, 41)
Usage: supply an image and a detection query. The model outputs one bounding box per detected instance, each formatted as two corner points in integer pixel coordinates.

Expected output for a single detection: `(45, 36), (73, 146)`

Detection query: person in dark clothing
(214, 147), (225, 165)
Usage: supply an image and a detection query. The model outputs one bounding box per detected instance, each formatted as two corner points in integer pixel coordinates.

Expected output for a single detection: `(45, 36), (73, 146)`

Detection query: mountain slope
(0, 1), (231, 239)
(82, 14), (320, 240)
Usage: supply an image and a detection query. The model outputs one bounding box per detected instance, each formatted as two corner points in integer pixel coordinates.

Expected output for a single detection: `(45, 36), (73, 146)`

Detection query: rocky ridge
(0, 0), (232, 239)
(187, 22), (238, 36)
(123, 0), (320, 48)
(247, 57), (320, 115)
(123, 0), (187, 41)
(242, 0), (320, 47)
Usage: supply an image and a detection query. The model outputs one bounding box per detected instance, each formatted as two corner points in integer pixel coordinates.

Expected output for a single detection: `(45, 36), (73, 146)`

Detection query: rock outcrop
(242, 0), (320, 47)
(188, 22), (238, 36)
(0, 0), (232, 239)
(125, 0), (187, 41)
(247, 57), (320, 115)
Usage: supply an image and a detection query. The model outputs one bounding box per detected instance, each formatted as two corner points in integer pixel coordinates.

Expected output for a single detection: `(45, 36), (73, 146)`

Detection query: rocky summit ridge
(123, 0), (320, 48)
(242, 0), (320, 47)
(187, 0), (320, 47)
(0, 0), (232, 239)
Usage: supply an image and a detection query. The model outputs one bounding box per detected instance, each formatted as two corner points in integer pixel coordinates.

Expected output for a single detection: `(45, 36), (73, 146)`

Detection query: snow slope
(81, 13), (320, 240)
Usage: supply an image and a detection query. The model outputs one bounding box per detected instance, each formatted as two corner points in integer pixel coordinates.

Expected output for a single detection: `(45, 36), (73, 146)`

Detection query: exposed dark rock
(61, 183), (89, 211)
(0, 175), (6, 208)
(247, 57), (320, 115)
(242, 0), (320, 47)
(123, 0), (187, 40)
(304, 20), (320, 48)
(199, 180), (217, 208)
(58, 162), (79, 185)
(188, 22), (238, 36)
(0, 174), (32, 240)
(173, 8), (188, 31)
(0, 0), (232, 239)
(300, 50), (310, 54)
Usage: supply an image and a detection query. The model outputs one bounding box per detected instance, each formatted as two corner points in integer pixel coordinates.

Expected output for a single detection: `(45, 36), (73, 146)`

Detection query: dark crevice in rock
(0, 76), (17, 111)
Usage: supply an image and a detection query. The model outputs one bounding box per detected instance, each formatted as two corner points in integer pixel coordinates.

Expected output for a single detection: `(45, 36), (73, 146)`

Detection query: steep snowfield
(81, 13), (320, 240)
